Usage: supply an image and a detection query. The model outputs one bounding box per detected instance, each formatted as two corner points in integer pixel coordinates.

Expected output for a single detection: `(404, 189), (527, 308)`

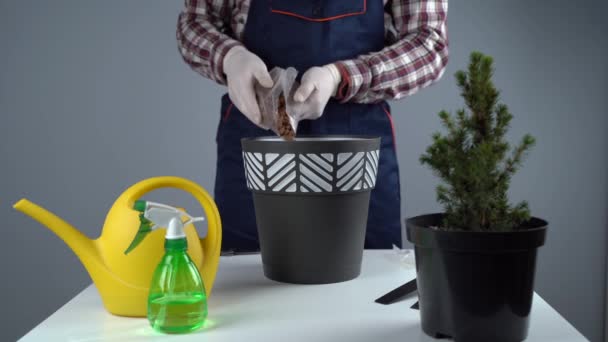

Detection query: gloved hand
(293, 64), (341, 120)
(223, 46), (274, 128)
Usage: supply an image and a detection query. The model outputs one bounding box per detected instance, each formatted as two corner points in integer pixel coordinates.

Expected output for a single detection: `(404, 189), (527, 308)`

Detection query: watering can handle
(117, 176), (222, 296)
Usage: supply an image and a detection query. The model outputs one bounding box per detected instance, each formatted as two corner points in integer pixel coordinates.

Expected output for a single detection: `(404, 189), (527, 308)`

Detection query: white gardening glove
(293, 64), (342, 120)
(223, 46), (274, 128)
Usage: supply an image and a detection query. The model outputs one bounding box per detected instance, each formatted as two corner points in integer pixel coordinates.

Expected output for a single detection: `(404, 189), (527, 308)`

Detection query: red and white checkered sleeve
(176, 0), (243, 85)
(334, 0), (449, 104)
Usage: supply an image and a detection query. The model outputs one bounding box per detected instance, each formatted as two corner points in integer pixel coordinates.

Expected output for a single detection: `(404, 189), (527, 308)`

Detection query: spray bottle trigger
(187, 217), (207, 238)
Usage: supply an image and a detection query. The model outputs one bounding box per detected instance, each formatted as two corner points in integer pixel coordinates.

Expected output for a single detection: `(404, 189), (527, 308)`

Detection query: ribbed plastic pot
(406, 214), (548, 342)
(241, 136), (381, 284)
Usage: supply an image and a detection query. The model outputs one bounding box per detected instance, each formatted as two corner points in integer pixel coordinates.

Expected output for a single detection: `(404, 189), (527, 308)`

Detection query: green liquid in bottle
(147, 238), (208, 334)
(148, 293), (207, 333)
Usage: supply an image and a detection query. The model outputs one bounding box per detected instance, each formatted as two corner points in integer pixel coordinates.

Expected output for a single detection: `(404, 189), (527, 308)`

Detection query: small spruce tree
(420, 52), (536, 231)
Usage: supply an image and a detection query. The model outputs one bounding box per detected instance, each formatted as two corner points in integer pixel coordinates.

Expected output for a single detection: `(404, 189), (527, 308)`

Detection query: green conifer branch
(420, 51), (536, 231)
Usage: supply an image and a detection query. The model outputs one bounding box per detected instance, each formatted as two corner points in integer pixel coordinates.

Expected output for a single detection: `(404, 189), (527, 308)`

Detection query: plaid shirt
(177, 0), (449, 104)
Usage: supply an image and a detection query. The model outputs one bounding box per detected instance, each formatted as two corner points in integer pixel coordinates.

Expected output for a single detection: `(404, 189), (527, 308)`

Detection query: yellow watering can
(13, 176), (222, 317)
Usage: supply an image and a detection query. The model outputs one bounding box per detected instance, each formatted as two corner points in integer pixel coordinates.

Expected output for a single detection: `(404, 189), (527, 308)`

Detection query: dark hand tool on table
(375, 278), (419, 309)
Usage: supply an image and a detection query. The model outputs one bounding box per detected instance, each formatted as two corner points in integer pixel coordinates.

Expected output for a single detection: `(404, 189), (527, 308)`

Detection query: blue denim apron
(215, 0), (402, 251)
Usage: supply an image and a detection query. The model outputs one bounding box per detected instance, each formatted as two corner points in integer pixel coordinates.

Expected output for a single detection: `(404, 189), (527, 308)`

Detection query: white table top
(20, 250), (587, 341)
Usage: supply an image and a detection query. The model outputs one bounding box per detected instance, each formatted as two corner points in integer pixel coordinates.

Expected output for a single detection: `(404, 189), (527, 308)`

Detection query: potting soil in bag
(255, 67), (300, 140)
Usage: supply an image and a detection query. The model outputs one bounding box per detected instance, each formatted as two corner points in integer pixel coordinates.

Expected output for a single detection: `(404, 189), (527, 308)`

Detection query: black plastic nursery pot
(242, 136), (381, 284)
(406, 214), (548, 342)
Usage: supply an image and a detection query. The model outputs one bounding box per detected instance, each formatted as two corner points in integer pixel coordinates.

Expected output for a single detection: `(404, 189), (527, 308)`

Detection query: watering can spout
(13, 199), (98, 266)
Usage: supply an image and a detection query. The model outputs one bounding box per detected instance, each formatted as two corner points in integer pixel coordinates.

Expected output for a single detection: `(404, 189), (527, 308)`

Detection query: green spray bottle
(125, 200), (208, 334)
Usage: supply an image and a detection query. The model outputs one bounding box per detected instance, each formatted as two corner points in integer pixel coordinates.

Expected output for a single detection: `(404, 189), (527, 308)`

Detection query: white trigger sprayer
(125, 200), (206, 254)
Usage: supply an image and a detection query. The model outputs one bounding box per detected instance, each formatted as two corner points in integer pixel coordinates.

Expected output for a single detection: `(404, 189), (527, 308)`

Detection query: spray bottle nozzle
(124, 201), (206, 255)
(124, 214), (154, 255)
(133, 200), (147, 212)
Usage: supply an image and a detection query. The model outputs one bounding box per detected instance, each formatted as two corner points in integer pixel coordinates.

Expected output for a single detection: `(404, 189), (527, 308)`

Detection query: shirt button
(312, 7), (322, 17)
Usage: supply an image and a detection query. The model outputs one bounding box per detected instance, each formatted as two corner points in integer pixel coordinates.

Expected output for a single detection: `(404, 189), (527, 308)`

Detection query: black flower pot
(406, 214), (548, 342)
(242, 136), (381, 284)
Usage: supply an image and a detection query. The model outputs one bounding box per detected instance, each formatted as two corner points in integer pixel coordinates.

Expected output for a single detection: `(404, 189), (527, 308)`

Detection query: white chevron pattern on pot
(337, 152), (365, 192)
(243, 150), (380, 193)
(364, 150), (379, 189)
(243, 152), (266, 191)
(299, 154), (333, 192)
(265, 153), (296, 192)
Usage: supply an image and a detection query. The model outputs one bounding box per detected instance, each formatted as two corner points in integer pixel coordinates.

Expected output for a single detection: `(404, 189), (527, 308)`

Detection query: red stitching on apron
(270, 0), (367, 22)
(223, 103), (234, 122)
(382, 105), (397, 151)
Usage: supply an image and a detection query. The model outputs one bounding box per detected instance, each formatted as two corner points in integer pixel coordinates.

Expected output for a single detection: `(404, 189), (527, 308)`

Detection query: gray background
(1, 0), (606, 341)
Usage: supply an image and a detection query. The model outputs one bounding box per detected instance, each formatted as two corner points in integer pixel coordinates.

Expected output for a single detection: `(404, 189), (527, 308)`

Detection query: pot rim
(406, 213), (548, 252)
(241, 135), (381, 143)
(406, 213), (548, 233)
(241, 135), (381, 154)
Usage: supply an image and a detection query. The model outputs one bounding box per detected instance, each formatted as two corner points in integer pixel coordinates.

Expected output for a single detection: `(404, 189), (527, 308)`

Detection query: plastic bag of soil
(255, 67), (300, 140)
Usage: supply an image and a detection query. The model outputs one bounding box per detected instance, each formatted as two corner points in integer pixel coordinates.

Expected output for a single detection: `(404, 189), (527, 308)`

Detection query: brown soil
(277, 94), (295, 141)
